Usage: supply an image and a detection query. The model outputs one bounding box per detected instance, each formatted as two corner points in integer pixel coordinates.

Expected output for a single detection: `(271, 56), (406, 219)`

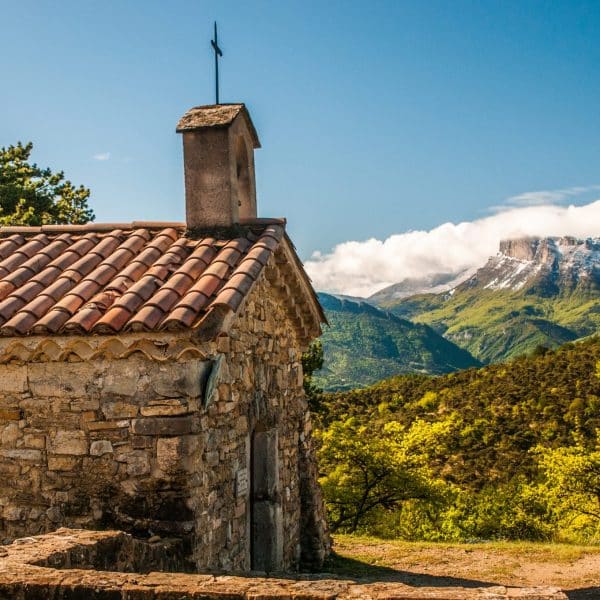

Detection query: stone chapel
(0, 104), (330, 572)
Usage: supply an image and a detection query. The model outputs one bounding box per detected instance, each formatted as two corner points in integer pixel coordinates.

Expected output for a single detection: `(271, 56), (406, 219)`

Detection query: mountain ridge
(375, 235), (600, 363)
(315, 292), (480, 391)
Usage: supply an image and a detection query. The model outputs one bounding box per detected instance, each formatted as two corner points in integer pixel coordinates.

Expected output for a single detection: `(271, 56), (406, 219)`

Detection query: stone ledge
(0, 529), (567, 600)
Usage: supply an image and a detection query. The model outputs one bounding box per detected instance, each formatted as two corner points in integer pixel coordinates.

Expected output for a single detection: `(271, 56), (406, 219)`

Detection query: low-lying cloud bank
(305, 200), (600, 298)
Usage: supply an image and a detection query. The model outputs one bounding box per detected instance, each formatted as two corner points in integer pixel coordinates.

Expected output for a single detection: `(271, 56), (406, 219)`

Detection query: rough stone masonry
(0, 528), (567, 599)
(0, 103), (331, 573)
(0, 271), (329, 572)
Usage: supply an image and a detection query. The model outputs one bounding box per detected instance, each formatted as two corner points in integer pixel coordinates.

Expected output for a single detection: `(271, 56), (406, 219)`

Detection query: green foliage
(0, 142), (94, 225)
(316, 337), (600, 542)
(382, 285), (600, 365)
(316, 293), (480, 391)
(301, 340), (324, 410)
(534, 433), (600, 542)
(317, 410), (456, 532)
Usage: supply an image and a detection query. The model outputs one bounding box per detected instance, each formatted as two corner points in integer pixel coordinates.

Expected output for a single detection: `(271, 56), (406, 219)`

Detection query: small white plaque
(236, 468), (249, 497)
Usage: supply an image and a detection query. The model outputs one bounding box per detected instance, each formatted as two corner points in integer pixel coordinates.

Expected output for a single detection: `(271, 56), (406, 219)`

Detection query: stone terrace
(0, 528), (567, 599)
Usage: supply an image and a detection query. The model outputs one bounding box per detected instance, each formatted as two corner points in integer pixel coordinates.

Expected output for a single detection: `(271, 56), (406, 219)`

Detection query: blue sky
(1, 0), (599, 271)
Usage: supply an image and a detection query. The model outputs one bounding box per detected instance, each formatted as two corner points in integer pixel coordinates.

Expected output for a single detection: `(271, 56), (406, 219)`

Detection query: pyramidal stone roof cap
(0, 218), (324, 342)
(176, 103), (261, 148)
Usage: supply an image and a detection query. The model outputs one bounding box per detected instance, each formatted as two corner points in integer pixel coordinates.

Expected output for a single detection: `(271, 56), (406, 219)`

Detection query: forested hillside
(314, 337), (600, 542)
(316, 293), (480, 390)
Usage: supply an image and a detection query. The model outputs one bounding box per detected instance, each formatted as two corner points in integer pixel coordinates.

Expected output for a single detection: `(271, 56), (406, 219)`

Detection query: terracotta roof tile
(7, 280), (43, 305)
(171, 290), (210, 313)
(162, 306), (198, 330)
(235, 257), (264, 281)
(0, 295), (27, 320)
(64, 306), (103, 333)
(213, 287), (245, 312)
(0, 235), (25, 260)
(0, 222), (290, 336)
(128, 305), (165, 332)
(92, 306), (132, 334)
(1, 312), (37, 336)
(0, 282), (16, 303)
(253, 235), (279, 253)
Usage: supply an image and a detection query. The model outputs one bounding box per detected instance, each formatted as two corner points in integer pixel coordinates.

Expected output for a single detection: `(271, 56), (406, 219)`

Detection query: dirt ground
(326, 535), (600, 599)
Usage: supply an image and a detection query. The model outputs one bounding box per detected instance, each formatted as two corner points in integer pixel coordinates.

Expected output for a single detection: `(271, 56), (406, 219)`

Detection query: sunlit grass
(333, 533), (600, 564)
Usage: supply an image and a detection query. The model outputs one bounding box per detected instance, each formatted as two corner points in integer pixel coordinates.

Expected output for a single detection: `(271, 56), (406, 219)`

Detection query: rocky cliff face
(461, 237), (600, 293)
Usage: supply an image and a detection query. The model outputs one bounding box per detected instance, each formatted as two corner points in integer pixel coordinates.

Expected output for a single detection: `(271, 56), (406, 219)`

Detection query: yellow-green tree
(317, 410), (456, 532)
(535, 433), (600, 541)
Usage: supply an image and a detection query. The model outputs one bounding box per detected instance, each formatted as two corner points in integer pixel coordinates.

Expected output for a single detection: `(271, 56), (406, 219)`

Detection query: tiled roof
(176, 104), (260, 148)
(0, 219), (320, 338)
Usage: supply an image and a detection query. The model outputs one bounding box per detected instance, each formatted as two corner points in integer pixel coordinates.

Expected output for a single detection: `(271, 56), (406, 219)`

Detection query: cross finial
(211, 21), (223, 105)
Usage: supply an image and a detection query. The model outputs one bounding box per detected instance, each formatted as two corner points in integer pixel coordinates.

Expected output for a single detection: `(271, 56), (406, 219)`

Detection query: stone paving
(0, 529), (567, 599)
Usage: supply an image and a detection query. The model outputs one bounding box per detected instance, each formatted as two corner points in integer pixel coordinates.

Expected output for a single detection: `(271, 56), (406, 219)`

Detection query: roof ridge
(0, 218), (287, 237)
(0, 222), (186, 235)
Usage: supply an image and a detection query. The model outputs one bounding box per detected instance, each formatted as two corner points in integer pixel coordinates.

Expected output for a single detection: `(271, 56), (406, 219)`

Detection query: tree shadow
(321, 552), (501, 588)
(565, 589), (600, 600)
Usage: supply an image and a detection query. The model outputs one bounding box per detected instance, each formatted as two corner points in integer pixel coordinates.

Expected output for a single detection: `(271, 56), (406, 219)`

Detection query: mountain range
(316, 236), (600, 389)
(376, 236), (600, 363)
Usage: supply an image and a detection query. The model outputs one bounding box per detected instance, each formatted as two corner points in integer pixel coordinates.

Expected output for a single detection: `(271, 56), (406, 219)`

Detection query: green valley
(315, 292), (480, 391)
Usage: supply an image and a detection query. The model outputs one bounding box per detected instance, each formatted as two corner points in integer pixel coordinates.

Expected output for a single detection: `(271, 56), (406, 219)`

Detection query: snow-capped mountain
(459, 237), (600, 293)
(368, 269), (476, 303)
(375, 236), (600, 365)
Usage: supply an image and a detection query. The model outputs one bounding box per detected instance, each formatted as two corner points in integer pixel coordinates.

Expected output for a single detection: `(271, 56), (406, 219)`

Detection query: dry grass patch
(325, 534), (600, 593)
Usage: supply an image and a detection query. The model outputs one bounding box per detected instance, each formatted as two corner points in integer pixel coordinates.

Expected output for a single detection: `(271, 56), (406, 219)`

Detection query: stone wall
(0, 270), (330, 572)
(0, 528), (568, 600)
(0, 352), (207, 543)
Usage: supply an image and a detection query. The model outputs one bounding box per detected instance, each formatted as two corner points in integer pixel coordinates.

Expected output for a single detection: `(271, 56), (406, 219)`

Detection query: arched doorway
(250, 424), (282, 571)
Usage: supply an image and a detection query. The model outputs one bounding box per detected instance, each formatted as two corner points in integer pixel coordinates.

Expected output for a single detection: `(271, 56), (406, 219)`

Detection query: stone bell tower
(176, 104), (261, 230)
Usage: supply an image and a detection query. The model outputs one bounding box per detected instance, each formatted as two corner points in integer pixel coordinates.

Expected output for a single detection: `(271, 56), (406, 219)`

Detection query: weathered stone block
(23, 434), (46, 450)
(90, 440), (113, 456)
(0, 365), (28, 393)
(0, 448), (42, 461)
(28, 362), (95, 397)
(3, 505), (27, 521)
(47, 456), (79, 471)
(0, 408), (22, 420)
(1, 422), (20, 445)
(140, 403), (189, 417)
(131, 416), (198, 436)
(151, 360), (210, 399)
(132, 436), (152, 449)
(70, 398), (100, 411)
(102, 368), (139, 397)
(235, 416), (248, 433)
(102, 401), (139, 419)
(86, 420), (130, 431)
(50, 431), (88, 455)
(205, 450), (220, 467)
(157, 436), (186, 473)
(123, 451), (151, 476)
(0, 460), (20, 476)
(216, 335), (230, 353)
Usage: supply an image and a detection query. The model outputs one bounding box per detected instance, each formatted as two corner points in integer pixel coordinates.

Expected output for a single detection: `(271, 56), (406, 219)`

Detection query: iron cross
(211, 21), (223, 105)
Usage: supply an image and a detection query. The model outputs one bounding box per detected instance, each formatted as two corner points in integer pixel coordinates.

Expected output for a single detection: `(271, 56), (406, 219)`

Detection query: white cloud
(504, 185), (600, 207)
(92, 152), (111, 161)
(305, 200), (600, 298)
